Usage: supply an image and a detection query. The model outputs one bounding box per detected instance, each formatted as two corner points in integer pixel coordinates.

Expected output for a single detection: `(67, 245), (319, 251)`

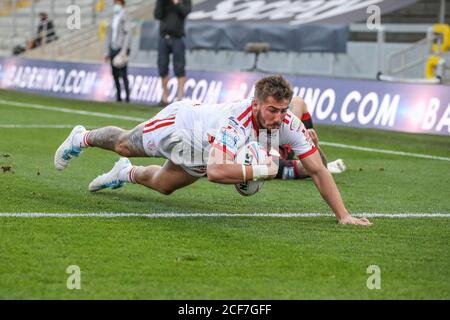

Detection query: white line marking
(321, 142), (450, 162)
(0, 99), (146, 122)
(0, 99), (448, 162)
(0, 213), (449, 218)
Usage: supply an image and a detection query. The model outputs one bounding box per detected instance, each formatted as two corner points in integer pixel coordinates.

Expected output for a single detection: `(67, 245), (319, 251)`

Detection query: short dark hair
(254, 75), (293, 103)
(115, 0), (125, 5)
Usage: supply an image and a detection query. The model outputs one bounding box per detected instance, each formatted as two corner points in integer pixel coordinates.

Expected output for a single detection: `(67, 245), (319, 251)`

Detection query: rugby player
(54, 75), (371, 226)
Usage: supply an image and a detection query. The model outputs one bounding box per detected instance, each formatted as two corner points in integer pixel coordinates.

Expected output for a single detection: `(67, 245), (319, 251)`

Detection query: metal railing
(381, 26), (450, 84)
(385, 28), (435, 77)
(350, 23), (449, 83)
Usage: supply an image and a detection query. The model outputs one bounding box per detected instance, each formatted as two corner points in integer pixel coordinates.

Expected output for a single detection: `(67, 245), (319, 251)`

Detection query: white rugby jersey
(173, 98), (317, 164)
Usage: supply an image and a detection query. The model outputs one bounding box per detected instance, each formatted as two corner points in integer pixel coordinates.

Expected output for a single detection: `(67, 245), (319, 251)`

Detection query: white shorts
(142, 102), (207, 177)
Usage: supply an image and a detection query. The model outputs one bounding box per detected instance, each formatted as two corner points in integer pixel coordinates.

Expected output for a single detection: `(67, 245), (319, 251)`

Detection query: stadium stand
(1, 0), (93, 56)
(0, 0), (448, 82)
(0, 0), (155, 60)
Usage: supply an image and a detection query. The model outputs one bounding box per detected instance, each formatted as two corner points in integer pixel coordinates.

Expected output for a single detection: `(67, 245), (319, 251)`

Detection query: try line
(0, 213), (449, 218)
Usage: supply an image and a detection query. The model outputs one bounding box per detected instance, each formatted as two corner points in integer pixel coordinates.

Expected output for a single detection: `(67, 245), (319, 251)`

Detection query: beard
(256, 109), (281, 132)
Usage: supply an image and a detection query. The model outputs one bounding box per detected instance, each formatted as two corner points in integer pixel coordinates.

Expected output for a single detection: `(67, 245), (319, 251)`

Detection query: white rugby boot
(327, 159), (347, 174)
(54, 125), (87, 170)
(88, 157), (132, 192)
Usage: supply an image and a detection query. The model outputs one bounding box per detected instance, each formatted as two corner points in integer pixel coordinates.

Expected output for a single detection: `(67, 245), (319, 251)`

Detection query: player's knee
(115, 134), (132, 157)
(158, 187), (174, 195)
(153, 182), (175, 195)
(114, 144), (131, 157)
(149, 178), (176, 195)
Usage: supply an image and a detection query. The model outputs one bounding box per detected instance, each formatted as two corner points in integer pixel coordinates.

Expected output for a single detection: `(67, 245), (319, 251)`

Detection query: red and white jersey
(172, 98), (317, 162)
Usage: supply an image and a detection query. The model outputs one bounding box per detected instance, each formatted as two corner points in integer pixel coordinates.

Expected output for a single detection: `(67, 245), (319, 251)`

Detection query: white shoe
(327, 159), (347, 174)
(88, 157), (131, 192)
(54, 125), (86, 170)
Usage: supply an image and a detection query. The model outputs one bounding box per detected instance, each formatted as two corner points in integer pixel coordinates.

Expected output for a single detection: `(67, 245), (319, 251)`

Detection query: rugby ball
(234, 141), (268, 196)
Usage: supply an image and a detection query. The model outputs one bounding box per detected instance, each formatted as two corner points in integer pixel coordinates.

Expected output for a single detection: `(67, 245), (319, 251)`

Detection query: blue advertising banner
(0, 57), (449, 136)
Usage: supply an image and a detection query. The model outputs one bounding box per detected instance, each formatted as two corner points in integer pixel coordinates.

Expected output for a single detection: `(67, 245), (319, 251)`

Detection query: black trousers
(110, 47), (130, 102)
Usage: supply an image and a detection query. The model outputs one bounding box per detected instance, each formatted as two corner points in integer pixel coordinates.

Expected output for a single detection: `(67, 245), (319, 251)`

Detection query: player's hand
(104, 55), (110, 62)
(265, 156), (279, 179)
(307, 129), (319, 146)
(338, 215), (372, 226)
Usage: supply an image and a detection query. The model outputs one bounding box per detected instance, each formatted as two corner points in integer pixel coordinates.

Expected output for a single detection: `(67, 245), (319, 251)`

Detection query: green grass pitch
(0, 89), (449, 299)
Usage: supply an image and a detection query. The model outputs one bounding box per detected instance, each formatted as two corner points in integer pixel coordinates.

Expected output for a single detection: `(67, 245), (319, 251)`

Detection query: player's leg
(86, 123), (146, 156)
(276, 155), (340, 180)
(122, 49), (131, 103)
(289, 98), (347, 175)
(173, 38), (186, 101)
(133, 160), (199, 195)
(290, 97), (313, 128)
(112, 67), (122, 102)
(87, 104), (198, 194)
(54, 123), (146, 170)
(120, 66), (130, 103)
(157, 36), (170, 105)
(161, 76), (169, 105)
(89, 159), (199, 195)
(176, 76), (186, 101)
(291, 99), (316, 143)
(110, 48), (123, 102)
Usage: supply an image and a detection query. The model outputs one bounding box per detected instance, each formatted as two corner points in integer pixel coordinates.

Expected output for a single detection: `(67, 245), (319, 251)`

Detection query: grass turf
(0, 89), (449, 299)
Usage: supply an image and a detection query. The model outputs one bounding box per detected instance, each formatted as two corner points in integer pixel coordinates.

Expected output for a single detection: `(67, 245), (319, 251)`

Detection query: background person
(154, 0), (192, 105)
(104, 0), (132, 103)
(26, 12), (57, 50)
